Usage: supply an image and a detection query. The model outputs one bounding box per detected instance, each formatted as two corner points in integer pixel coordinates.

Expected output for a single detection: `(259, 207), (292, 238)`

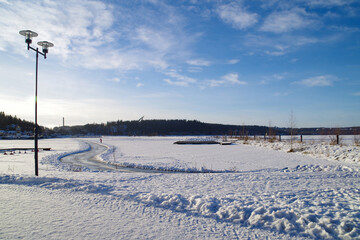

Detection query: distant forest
(1, 112), (359, 137)
(53, 120), (359, 137)
(0, 112), (45, 133)
(53, 119), (273, 136)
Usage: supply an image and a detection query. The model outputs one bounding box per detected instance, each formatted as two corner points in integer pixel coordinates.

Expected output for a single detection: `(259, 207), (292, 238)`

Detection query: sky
(0, 0), (359, 128)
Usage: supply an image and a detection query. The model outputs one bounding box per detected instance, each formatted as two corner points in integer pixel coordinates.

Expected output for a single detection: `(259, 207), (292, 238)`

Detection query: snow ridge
(245, 139), (360, 164)
(136, 189), (359, 239)
(1, 174), (358, 239)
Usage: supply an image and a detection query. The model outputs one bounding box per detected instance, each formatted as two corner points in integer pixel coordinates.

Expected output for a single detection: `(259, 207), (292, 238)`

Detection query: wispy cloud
(353, 92), (360, 96)
(133, 26), (175, 53)
(0, 0), (117, 63)
(0, 0), (193, 72)
(204, 73), (247, 88)
(306, 0), (357, 7)
(243, 34), (320, 56)
(164, 79), (187, 87)
(227, 59), (240, 64)
(216, 2), (258, 30)
(186, 59), (211, 66)
(163, 70), (196, 87)
(261, 8), (317, 33)
(295, 75), (338, 87)
(260, 73), (286, 85)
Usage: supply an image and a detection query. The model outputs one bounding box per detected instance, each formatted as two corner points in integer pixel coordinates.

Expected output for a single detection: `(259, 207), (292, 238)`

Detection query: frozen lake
(0, 136), (359, 239)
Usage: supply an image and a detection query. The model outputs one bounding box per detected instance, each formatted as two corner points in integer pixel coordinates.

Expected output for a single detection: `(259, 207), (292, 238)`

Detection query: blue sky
(0, 0), (359, 128)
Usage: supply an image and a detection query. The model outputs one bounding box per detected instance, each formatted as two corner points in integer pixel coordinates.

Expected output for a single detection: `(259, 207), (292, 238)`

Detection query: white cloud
(306, 0), (357, 7)
(260, 73), (286, 85)
(0, 0), (193, 72)
(261, 8), (316, 33)
(216, 3), (258, 30)
(163, 70), (196, 87)
(164, 78), (189, 87)
(223, 73), (246, 85)
(265, 50), (287, 56)
(272, 74), (285, 80)
(136, 83), (144, 87)
(205, 73), (247, 87)
(243, 34), (320, 56)
(133, 26), (174, 53)
(353, 92), (360, 96)
(0, 0), (117, 61)
(227, 59), (240, 64)
(295, 75), (338, 87)
(186, 59), (211, 66)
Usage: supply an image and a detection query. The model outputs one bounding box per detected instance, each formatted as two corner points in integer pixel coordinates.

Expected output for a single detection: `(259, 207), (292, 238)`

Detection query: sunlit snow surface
(0, 136), (359, 239)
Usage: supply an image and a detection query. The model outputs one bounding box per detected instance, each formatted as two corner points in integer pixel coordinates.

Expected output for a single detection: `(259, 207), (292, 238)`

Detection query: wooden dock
(0, 147), (51, 152)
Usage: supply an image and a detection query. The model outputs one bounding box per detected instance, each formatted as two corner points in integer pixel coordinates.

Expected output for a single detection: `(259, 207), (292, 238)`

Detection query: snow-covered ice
(1, 136), (359, 239)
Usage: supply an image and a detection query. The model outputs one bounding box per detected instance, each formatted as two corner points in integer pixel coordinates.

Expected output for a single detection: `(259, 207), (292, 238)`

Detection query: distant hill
(1, 112), (359, 137)
(0, 112), (35, 132)
(53, 119), (360, 137)
(53, 119), (273, 136)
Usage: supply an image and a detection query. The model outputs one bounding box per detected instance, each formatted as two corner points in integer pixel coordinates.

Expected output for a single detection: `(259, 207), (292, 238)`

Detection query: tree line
(1, 112), (359, 137)
(53, 119), (282, 136)
(0, 112), (35, 132)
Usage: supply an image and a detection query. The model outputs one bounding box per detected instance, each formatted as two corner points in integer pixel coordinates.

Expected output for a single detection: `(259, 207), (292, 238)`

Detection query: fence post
(301, 135), (303, 142)
(337, 135), (339, 145)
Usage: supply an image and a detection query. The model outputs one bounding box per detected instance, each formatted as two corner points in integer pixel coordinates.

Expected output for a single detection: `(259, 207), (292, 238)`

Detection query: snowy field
(0, 136), (359, 239)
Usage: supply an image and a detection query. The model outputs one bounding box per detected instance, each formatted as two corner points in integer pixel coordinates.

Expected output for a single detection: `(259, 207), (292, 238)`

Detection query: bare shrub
(354, 134), (360, 146)
(243, 135), (249, 144)
(329, 128), (342, 145)
(288, 111), (296, 151)
(329, 135), (337, 145)
(268, 121), (277, 143)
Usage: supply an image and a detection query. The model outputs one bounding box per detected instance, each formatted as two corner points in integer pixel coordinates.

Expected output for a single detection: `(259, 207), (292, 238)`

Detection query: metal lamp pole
(19, 30), (54, 176)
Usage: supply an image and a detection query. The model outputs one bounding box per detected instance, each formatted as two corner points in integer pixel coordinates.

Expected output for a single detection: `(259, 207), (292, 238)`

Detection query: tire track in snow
(59, 141), (169, 173)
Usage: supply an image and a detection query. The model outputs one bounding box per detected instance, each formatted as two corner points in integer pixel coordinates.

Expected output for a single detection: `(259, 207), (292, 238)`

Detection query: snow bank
(1, 172), (358, 239)
(135, 187), (359, 239)
(282, 164), (360, 173)
(0, 175), (114, 194)
(242, 138), (360, 164)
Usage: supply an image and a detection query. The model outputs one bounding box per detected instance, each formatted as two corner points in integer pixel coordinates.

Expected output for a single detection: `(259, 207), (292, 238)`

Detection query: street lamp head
(37, 41), (54, 54)
(19, 30), (38, 45)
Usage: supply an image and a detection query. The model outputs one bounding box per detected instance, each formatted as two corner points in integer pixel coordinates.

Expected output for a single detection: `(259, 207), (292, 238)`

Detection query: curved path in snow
(60, 141), (165, 173)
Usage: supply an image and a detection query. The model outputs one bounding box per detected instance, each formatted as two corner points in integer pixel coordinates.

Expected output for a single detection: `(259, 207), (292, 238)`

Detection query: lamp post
(19, 30), (54, 176)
